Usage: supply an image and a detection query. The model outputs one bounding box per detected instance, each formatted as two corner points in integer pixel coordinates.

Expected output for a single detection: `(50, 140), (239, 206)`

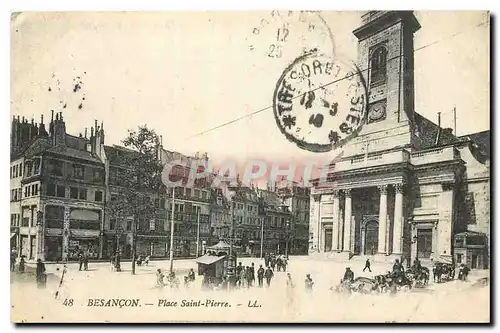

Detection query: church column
(343, 189), (352, 253)
(392, 183), (404, 255)
(309, 195), (320, 253)
(331, 190), (340, 252)
(377, 185), (388, 255)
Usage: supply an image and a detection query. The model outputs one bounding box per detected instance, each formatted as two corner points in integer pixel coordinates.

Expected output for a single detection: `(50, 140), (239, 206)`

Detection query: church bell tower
(345, 11), (421, 155)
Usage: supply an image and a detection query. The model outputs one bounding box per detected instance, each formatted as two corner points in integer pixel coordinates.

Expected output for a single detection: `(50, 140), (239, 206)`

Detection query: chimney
(443, 128), (453, 136)
(84, 128), (88, 139)
(434, 112), (442, 146)
(39, 114), (47, 136)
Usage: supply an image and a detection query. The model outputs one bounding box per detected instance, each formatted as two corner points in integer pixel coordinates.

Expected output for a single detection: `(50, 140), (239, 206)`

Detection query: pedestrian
(249, 263), (255, 286)
(36, 259), (47, 289)
(363, 258), (371, 272)
(145, 255), (150, 266)
(343, 267), (354, 283)
(286, 273), (295, 288)
(156, 269), (165, 288)
(264, 266), (274, 287)
(10, 253), (16, 272)
(305, 274), (314, 292)
(236, 262), (243, 287)
(83, 252), (89, 271)
(246, 267), (252, 288)
(188, 268), (196, 282)
(240, 267), (247, 288)
(19, 257), (25, 273)
(270, 257), (276, 271)
(257, 265), (264, 287)
(264, 253), (269, 267)
(78, 251), (84, 271)
(282, 256), (288, 272)
(460, 264), (471, 281)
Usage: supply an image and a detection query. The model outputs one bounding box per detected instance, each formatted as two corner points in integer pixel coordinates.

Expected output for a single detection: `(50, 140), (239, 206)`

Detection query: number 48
(62, 298), (74, 307)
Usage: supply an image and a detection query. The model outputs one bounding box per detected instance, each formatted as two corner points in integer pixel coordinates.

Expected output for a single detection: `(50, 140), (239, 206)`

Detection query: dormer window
(370, 46), (387, 86)
(73, 164), (84, 179)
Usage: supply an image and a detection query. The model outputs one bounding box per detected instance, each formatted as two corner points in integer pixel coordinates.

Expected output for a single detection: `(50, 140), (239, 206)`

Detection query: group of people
(156, 268), (183, 288)
(10, 253), (47, 289)
(78, 252), (90, 271)
(264, 253), (288, 272)
(136, 255), (150, 266)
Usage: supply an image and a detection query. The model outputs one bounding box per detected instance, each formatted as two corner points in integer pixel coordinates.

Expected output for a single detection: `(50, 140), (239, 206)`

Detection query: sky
(11, 11), (490, 165)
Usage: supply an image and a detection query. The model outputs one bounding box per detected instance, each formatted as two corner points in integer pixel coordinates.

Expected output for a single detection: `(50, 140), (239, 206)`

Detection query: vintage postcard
(10, 10), (490, 323)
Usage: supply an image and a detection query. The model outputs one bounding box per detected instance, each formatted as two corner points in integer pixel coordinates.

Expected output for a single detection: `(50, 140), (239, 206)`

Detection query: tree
(107, 125), (163, 275)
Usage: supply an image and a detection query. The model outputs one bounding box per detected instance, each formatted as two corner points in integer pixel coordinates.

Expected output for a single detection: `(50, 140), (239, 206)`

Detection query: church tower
(345, 11), (421, 156)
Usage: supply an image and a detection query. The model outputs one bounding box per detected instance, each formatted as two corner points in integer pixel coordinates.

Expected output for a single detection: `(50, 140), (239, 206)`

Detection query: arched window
(370, 46), (387, 85)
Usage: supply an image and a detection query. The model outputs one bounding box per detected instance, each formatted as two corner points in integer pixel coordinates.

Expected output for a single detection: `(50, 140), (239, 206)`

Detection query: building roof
(459, 130), (490, 157)
(104, 145), (141, 166)
(45, 144), (102, 164)
(414, 112), (460, 149)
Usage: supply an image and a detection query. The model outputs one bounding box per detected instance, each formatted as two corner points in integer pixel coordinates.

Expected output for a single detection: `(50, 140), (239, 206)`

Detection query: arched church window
(370, 46), (387, 85)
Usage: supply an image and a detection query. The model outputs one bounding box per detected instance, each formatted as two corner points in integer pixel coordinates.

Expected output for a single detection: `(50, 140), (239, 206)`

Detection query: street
(11, 256), (490, 323)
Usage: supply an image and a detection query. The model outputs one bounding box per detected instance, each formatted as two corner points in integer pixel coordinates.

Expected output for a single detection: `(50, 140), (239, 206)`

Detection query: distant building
(275, 180), (310, 255)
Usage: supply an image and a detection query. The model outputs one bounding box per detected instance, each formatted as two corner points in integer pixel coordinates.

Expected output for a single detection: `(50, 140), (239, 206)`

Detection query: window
(194, 189), (200, 198)
(33, 159), (40, 175)
(33, 184), (39, 196)
(185, 188), (192, 197)
(79, 188), (87, 200)
(93, 169), (103, 183)
(160, 198), (166, 209)
(47, 183), (56, 196)
(14, 165), (18, 178)
(370, 46), (387, 86)
(49, 160), (63, 176)
(149, 220), (155, 231)
(155, 198), (160, 208)
(201, 191), (207, 199)
(126, 219), (132, 231)
(56, 185), (66, 198)
(70, 187), (79, 199)
(456, 254), (463, 264)
(111, 193), (118, 202)
(95, 191), (103, 202)
(156, 219), (165, 231)
(10, 166), (12, 179)
(110, 218), (116, 230)
(73, 164), (84, 179)
(19, 163), (23, 177)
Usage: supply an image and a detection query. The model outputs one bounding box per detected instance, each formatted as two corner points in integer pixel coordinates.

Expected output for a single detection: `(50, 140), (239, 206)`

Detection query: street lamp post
(169, 187), (176, 273)
(285, 220), (290, 258)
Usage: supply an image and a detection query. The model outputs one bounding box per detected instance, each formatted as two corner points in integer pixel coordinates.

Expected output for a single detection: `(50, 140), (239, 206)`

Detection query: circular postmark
(272, 52), (367, 153)
(248, 10), (336, 64)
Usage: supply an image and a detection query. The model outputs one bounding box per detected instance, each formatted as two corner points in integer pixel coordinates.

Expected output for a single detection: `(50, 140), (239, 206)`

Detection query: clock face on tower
(368, 100), (387, 123)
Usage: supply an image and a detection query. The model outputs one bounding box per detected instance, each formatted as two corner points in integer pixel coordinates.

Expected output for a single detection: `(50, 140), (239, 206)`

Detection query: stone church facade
(309, 11), (490, 269)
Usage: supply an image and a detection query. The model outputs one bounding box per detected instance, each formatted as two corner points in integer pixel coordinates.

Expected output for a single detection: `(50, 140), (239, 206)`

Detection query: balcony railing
(334, 149), (410, 172)
(411, 146), (460, 165)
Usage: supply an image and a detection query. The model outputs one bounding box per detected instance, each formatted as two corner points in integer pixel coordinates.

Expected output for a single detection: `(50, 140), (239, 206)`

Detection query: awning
(195, 254), (225, 265)
(10, 233), (16, 239)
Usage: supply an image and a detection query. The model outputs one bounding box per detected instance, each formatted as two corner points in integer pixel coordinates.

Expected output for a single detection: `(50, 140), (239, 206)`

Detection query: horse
(351, 277), (380, 294)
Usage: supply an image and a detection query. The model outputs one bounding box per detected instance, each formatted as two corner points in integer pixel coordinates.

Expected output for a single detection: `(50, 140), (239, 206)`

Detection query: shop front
(136, 236), (168, 258)
(68, 237), (99, 259)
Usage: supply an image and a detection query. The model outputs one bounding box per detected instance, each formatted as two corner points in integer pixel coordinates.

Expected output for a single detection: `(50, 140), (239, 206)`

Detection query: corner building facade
(309, 11), (490, 268)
